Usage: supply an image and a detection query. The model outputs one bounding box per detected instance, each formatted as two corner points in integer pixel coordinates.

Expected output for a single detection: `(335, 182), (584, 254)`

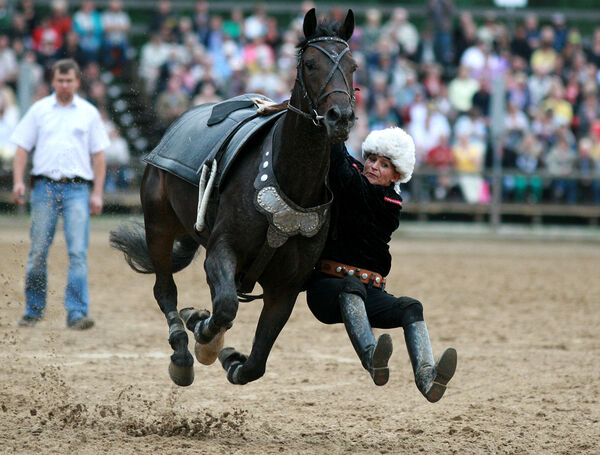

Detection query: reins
(287, 36), (356, 126)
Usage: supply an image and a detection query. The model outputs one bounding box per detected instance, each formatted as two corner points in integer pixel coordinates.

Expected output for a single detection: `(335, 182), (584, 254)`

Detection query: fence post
(490, 74), (506, 229)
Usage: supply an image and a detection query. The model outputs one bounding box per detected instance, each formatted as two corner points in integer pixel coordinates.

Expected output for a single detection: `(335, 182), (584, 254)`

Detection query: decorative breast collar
(253, 119), (332, 248)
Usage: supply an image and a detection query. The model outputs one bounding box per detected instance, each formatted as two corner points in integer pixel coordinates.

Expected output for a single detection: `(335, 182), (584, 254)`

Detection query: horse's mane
(296, 20), (343, 49)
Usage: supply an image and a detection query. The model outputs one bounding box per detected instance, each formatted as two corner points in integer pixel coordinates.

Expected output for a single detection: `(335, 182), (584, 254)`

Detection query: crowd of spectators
(1, 0), (600, 204)
(137, 0), (600, 205)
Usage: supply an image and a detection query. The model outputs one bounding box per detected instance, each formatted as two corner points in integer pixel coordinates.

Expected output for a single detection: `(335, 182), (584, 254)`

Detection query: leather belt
(33, 175), (92, 185)
(316, 259), (386, 289)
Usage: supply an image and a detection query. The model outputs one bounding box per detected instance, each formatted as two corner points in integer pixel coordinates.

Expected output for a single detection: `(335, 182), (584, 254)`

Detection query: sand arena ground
(0, 216), (598, 454)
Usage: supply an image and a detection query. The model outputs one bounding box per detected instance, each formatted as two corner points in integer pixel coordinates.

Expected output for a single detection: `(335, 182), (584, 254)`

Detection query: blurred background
(0, 0), (599, 229)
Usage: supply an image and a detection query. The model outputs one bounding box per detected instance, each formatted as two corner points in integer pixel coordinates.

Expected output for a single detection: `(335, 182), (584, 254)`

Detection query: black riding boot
(404, 321), (457, 402)
(339, 292), (393, 386)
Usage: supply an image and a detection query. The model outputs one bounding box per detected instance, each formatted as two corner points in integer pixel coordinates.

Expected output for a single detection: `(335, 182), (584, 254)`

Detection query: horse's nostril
(326, 106), (341, 122)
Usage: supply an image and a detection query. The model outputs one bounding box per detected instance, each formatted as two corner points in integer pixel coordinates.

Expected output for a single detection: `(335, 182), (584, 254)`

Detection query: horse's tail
(109, 220), (200, 274)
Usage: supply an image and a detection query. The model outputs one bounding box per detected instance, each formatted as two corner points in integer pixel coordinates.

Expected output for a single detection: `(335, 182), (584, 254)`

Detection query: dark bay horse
(110, 8), (356, 386)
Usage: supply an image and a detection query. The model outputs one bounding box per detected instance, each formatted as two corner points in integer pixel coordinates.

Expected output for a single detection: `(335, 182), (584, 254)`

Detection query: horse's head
(291, 8), (357, 142)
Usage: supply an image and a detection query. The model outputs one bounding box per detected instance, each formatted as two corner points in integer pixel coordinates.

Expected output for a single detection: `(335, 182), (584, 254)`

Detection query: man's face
(51, 69), (80, 103)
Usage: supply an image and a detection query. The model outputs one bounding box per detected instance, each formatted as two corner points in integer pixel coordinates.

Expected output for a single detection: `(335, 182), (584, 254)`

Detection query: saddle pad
(143, 94), (285, 188)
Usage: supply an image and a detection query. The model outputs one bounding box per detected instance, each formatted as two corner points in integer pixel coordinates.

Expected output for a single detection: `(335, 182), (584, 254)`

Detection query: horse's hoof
(168, 361), (194, 387)
(194, 327), (227, 365)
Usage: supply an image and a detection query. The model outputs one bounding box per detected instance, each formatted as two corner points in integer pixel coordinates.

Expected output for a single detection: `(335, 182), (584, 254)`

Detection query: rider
(306, 127), (457, 401)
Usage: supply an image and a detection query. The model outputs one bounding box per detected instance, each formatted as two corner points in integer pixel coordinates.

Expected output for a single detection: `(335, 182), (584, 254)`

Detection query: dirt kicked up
(0, 216), (598, 455)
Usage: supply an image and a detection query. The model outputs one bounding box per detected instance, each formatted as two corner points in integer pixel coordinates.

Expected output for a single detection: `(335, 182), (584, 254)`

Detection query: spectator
(149, 0), (177, 35)
(361, 9), (382, 56)
(55, 29), (87, 67)
(101, 0), (131, 74)
(409, 100), (451, 166)
(139, 33), (171, 94)
(73, 0), (103, 63)
(545, 129), (577, 203)
(502, 100), (530, 166)
(244, 3), (268, 42)
(0, 90), (17, 170)
(16, 49), (43, 114)
(49, 0), (71, 41)
(16, 0), (38, 36)
(576, 87), (600, 137)
(551, 13), (568, 53)
(10, 58), (109, 330)
(511, 23), (532, 62)
(427, 0), (455, 67)
(453, 12), (477, 66)
(447, 65), (480, 115)
(155, 75), (189, 130)
(524, 13), (540, 51)
(101, 109), (131, 193)
(0, 33), (17, 86)
(503, 132), (544, 203)
(383, 7), (419, 60)
(452, 132), (487, 204)
(576, 136), (600, 204)
(223, 8), (244, 43)
(192, 79), (222, 106)
(530, 26), (557, 76)
(0, 0), (13, 34)
(192, 1), (211, 47)
(541, 77), (573, 127)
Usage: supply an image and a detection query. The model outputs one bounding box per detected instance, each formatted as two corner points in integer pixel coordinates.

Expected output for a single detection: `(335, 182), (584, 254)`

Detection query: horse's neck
(274, 111), (330, 208)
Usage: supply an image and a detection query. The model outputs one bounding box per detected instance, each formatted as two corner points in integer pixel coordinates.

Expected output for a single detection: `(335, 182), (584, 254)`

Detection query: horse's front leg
(182, 239), (237, 365)
(219, 288), (298, 385)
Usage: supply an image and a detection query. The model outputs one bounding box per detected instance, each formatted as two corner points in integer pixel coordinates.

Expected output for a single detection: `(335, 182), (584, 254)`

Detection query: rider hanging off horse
(110, 7), (456, 402)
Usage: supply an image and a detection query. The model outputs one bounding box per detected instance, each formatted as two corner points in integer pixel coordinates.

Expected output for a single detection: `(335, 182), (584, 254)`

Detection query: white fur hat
(361, 127), (416, 192)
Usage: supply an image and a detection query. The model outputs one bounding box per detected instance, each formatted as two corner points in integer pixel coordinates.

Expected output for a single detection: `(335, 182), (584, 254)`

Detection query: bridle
(287, 36), (356, 126)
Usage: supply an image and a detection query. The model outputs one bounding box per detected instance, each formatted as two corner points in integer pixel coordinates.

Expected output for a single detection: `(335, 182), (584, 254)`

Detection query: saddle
(143, 94), (286, 188)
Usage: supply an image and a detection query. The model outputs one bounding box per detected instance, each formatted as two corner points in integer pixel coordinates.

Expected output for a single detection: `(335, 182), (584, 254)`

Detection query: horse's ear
(339, 9), (355, 41)
(303, 8), (317, 38)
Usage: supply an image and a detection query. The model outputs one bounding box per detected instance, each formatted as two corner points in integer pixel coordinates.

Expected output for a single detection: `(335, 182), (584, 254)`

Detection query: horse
(110, 8), (356, 386)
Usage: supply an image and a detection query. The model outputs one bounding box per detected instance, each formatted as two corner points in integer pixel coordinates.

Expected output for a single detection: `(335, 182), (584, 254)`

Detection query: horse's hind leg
(146, 222), (194, 386)
(185, 239), (238, 365)
(219, 288), (297, 385)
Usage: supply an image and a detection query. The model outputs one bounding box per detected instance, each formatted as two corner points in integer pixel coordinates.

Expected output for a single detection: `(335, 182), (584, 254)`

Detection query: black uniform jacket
(321, 143), (402, 277)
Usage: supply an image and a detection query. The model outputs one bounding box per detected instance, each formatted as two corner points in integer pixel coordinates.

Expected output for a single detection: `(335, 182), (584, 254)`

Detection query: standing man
(11, 58), (109, 330)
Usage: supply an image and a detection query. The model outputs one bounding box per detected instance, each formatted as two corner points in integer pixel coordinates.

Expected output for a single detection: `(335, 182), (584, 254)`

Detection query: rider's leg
(338, 276), (393, 386)
(404, 320), (457, 402)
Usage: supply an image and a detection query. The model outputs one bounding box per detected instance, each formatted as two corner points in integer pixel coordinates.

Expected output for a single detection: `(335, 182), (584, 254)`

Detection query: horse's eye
(304, 59), (317, 71)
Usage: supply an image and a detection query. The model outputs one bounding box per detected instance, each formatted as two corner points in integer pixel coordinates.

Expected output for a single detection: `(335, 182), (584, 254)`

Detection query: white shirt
(10, 93), (110, 181)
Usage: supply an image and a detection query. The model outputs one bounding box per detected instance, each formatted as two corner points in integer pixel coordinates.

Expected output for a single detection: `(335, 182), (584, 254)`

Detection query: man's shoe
(18, 315), (41, 327)
(369, 333), (394, 386)
(67, 316), (95, 330)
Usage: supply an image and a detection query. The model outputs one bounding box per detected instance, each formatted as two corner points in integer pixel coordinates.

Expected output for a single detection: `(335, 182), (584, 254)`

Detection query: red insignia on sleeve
(384, 196), (402, 206)
(352, 163), (360, 171)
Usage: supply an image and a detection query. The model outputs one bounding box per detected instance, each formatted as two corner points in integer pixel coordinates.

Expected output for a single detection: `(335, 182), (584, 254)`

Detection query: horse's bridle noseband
(287, 36), (356, 126)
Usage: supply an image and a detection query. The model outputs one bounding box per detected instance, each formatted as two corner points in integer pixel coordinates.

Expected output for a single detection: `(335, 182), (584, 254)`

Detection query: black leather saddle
(143, 94), (285, 188)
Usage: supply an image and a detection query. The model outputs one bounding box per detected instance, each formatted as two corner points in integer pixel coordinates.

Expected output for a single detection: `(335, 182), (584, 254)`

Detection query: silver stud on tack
(347, 269), (355, 276)
(261, 174), (268, 181)
(361, 273), (368, 280)
(335, 266), (342, 272)
(375, 277), (381, 284)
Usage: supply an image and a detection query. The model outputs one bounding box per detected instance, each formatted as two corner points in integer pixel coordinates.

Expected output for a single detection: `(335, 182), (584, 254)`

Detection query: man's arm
(90, 151), (106, 215)
(12, 146), (29, 204)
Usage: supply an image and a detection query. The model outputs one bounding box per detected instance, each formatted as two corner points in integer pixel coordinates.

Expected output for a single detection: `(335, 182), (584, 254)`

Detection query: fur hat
(361, 127), (415, 192)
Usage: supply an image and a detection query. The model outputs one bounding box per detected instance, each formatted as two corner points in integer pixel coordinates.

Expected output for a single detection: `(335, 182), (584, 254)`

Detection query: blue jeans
(25, 178), (91, 323)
